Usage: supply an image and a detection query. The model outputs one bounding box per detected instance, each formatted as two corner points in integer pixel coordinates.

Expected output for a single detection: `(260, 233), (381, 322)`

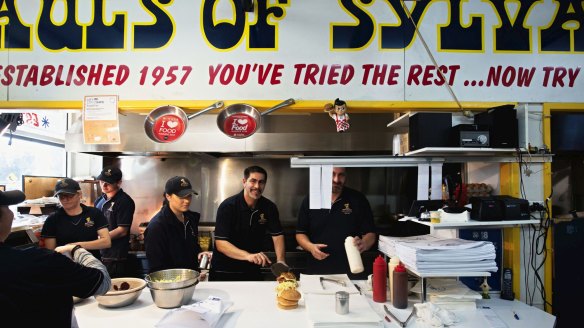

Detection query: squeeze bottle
(388, 256), (400, 302)
(372, 255), (387, 302)
(392, 262), (408, 309)
(344, 236), (364, 274)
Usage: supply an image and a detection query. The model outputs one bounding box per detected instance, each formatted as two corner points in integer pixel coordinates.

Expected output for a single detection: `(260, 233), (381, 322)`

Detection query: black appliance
(408, 112), (452, 151)
(474, 104), (518, 148)
(470, 196), (530, 221)
(451, 124), (490, 147)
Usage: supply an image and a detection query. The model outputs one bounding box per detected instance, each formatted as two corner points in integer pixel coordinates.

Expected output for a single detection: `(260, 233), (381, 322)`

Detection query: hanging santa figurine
(324, 98), (350, 132)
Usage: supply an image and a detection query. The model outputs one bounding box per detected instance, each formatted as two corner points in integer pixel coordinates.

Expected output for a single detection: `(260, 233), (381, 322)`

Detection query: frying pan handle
(261, 98), (295, 116)
(186, 101), (224, 120)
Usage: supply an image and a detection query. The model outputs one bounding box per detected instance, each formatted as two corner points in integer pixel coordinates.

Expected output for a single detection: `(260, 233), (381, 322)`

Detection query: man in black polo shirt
(210, 166), (286, 281)
(95, 165), (136, 278)
(1, 189), (111, 327)
(296, 167), (376, 277)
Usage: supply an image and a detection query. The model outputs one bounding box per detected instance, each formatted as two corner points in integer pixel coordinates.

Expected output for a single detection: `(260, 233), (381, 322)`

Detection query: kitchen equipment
(335, 291), (349, 315)
(319, 277), (346, 289)
(216, 98), (295, 138)
(384, 304), (416, 328)
(145, 268), (200, 289)
(270, 262), (290, 277)
(344, 236), (364, 274)
(372, 255), (387, 303)
(144, 101), (224, 143)
(149, 281), (198, 309)
(95, 278), (147, 308)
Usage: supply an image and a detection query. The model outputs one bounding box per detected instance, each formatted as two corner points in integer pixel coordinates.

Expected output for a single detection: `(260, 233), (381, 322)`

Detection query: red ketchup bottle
(372, 255), (387, 303)
(392, 262), (408, 309)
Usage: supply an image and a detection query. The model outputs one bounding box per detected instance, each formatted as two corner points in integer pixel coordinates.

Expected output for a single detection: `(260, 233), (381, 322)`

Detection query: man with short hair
(95, 165), (136, 277)
(210, 166), (286, 281)
(41, 178), (111, 259)
(0, 189), (111, 327)
(296, 167), (377, 277)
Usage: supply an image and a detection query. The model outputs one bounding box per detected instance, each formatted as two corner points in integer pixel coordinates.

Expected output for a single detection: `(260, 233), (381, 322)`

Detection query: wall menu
(0, 0), (582, 104)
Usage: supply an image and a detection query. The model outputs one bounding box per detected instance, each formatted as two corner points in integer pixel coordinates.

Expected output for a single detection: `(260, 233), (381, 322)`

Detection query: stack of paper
(379, 235), (497, 276)
(304, 294), (382, 327)
(421, 278), (481, 310)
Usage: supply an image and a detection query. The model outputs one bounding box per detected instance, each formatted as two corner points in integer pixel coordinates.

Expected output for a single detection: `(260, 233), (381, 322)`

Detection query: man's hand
(310, 243), (329, 260)
(245, 252), (272, 267)
(353, 236), (366, 253)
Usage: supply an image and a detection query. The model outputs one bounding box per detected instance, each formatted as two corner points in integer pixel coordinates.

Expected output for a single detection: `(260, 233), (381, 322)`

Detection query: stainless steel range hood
(65, 112), (396, 156)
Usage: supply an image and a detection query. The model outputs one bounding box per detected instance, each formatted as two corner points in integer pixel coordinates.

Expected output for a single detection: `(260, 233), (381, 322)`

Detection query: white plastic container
(344, 236), (364, 274)
(388, 256), (400, 302)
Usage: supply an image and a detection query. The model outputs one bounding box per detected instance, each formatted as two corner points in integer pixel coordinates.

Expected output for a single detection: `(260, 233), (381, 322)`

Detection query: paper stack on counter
(304, 293), (382, 327)
(155, 296), (233, 328)
(416, 278), (481, 310)
(378, 235), (497, 276)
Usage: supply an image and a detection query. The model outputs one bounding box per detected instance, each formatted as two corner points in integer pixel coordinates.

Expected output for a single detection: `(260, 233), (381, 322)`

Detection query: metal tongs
(319, 276), (347, 289)
(384, 305), (416, 328)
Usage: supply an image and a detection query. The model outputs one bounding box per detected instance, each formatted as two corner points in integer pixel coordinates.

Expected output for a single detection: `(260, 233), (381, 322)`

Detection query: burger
(275, 272), (301, 310)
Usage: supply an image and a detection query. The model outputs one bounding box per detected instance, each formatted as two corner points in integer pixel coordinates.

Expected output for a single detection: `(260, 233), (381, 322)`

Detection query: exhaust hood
(66, 112), (396, 156)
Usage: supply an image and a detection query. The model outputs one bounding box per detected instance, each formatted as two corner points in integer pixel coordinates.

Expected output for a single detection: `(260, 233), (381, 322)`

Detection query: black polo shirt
(296, 186), (375, 275)
(211, 191), (283, 275)
(144, 205), (202, 273)
(0, 243), (104, 327)
(41, 204), (109, 260)
(95, 189), (135, 260)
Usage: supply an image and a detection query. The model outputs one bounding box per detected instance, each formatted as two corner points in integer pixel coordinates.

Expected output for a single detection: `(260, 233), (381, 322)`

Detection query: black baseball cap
(54, 178), (81, 196)
(96, 166), (122, 184)
(0, 190), (25, 206)
(165, 176), (198, 197)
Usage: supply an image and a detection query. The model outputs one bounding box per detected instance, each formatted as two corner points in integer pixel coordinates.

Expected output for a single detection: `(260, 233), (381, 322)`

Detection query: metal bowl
(145, 269), (200, 289)
(149, 281), (198, 308)
(95, 278), (147, 308)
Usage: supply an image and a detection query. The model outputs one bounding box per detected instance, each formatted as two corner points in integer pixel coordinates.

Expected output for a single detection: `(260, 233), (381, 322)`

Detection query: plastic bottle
(392, 262), (408, 309)
(372, 255), (387, 302)
(344, 236), (364, 274)
(388, 256), (400, 302)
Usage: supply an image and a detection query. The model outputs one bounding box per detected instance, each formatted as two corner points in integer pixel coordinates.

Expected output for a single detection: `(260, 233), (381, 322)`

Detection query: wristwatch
(71, 245), (83, 258)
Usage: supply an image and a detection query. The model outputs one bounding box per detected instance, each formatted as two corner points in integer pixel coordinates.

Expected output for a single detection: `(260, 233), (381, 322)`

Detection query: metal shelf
(409, 218), (541, 233)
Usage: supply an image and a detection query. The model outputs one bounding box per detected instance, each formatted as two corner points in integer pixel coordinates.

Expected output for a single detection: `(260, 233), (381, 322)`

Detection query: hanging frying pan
(144, 101), (224, 143)
(216, 98), (295, 139)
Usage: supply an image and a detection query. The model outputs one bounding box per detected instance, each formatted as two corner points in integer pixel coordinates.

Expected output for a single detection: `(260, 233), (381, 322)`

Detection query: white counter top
(74, 281), (556, 328)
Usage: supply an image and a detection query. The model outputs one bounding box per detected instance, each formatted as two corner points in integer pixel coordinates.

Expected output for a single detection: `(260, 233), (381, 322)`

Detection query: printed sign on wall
(83, 95), (121, 144)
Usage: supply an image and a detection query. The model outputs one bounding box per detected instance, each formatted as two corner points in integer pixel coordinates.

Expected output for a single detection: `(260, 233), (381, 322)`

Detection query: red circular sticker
(222, 113), (258, 138)
(152, 114), (185, 143)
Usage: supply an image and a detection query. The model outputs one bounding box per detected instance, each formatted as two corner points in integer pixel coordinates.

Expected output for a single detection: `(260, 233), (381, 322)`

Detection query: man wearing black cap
(95, 165), (136, 278)
(41, 178), (111, 259)
(210, 166), (286, 281)
(145, 176), (212, 273)
(1, 189), (111, 327)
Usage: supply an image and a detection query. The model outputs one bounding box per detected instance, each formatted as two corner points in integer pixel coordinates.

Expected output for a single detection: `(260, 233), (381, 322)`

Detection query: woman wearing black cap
(145, 176), (212, 274)
(41, 178), (111, 260)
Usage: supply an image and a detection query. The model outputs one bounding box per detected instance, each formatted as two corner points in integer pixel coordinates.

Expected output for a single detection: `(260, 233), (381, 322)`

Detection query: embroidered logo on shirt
(341, 203), (353, 215)
(108, 202), (115, 211)
(258, 213), (267, 224)
(84, 217), (95, 228)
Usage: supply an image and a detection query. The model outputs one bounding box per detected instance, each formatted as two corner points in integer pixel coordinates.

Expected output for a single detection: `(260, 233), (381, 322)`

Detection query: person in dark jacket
(95, 165), (136, 278)
(0, 189), (111, 328)
(145, 176), (212, 274)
